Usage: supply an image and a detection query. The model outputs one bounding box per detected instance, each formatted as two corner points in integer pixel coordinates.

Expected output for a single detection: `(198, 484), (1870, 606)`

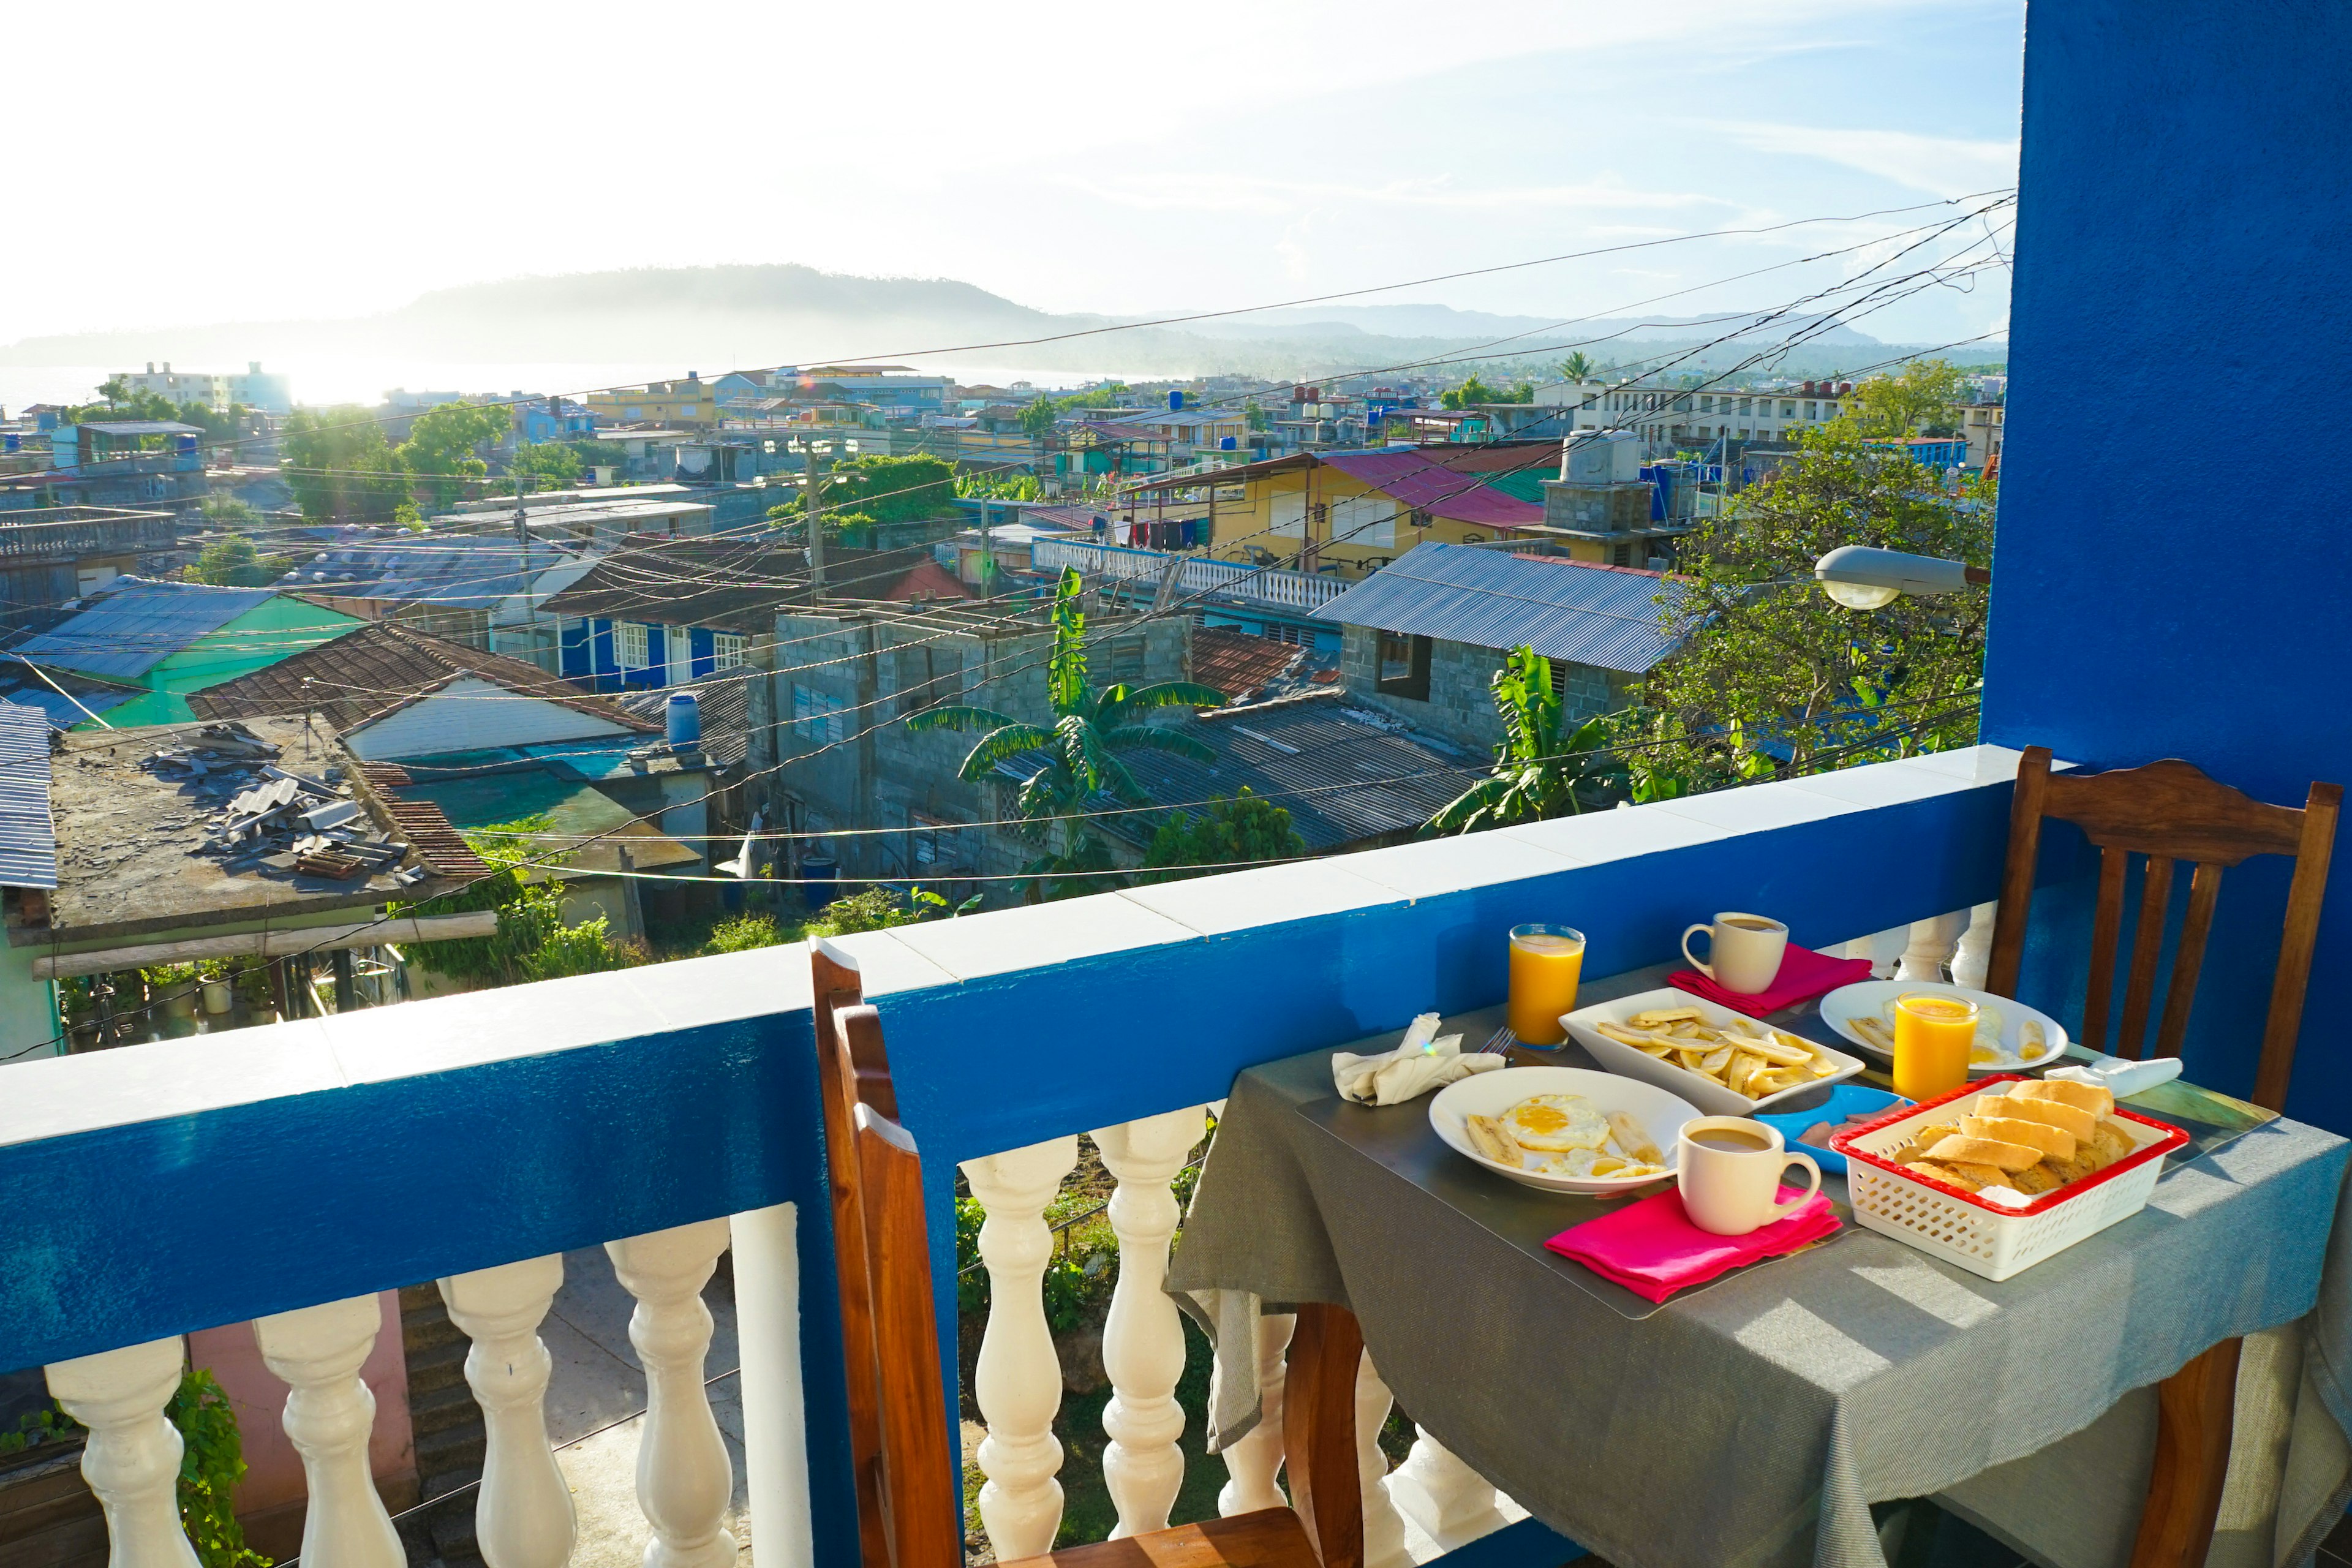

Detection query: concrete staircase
(398, 1283), (486, 1568)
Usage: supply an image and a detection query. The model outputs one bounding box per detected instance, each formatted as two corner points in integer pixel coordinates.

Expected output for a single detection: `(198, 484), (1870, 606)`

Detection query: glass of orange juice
(1892, 992), (1978, 1101)
(1507, 924), (1586, 1047)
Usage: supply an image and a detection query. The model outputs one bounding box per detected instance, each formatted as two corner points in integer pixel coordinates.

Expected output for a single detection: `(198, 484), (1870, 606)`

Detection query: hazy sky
(1, 1), (2024, 348)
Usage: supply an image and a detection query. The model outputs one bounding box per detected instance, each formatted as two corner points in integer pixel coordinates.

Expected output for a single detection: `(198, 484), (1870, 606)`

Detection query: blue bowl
(1754, 1083), (1910, 1175)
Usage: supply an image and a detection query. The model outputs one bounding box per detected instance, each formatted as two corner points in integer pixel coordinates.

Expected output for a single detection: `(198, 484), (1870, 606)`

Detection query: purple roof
(1318, 450), (1545, 528)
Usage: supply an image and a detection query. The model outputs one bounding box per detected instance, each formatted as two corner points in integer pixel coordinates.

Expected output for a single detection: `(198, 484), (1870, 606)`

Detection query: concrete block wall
(1338, 625), (1631, 753)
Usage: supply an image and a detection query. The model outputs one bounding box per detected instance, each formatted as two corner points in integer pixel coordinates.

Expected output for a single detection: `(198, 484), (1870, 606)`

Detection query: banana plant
(909, 568), (1224, 900)
(1428, 646), (1625, 834)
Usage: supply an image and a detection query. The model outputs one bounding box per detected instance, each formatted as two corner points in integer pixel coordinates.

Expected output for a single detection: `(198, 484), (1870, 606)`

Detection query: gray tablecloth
(1167, 1046), (2352, 1568)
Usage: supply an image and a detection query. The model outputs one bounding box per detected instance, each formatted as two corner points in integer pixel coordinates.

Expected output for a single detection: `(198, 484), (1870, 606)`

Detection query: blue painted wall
(1980, 4), (2352, 1130)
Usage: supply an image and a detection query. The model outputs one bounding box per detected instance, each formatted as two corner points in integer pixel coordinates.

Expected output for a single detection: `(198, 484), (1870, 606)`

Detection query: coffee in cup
(1681, 911), (1790, 995)
(1676, 1115), (1822, 1235)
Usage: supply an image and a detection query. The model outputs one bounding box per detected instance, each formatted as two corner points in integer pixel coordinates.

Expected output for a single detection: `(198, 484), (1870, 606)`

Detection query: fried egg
(1501, 1093), (1609, 1152)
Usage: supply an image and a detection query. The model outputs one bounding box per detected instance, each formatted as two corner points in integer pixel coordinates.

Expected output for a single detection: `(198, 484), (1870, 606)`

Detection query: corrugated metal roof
(1310, 542), (1691, 674)
(0, 699), (59, 888)
(0, 683), (137, 731)
(281, 535), (577, 609)
(617, 674), (750, 769)
(994, 691), (1472, 853)
(1317, 451), (1545, 528)
(13, 578), (277, 680)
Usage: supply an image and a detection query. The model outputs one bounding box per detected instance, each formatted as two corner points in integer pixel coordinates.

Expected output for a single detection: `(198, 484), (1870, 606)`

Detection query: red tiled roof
(1190, 629), (1303, 699)
(881, 558), (974, 603)
(353, 763), (491, 878)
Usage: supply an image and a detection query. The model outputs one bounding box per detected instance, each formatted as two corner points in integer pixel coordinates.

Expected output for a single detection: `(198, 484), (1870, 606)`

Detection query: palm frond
(1427, 777), (1515, 835)
(1099, 680), (1227, 728)
(907, 703), (1019, 734)
(952, 723), (1058, 781)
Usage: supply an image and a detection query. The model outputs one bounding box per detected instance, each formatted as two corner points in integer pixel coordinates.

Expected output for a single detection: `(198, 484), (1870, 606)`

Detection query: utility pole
(978, 491), (992, 601)
(806, 445), (828, 593)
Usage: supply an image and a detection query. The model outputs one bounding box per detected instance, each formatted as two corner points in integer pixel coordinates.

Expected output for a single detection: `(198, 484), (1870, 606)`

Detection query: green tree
(189, 534), (290, 587)
(1640, 422), (1992, 786)
(1243, 397), (1268, 432)
(1561, 351), (1597, 382)
(1428, 649), (1623, 833)
(1018, 396), (1058, 439)
(1440, 374), (1503, 411)
(568, 437), (629, 473)
(494, 440), (582, 496)
(1839, 358), (1967, 439)
(908, 569), (1223, 900)
(200, 495), (260, 530)
(284, 405), (404, 523)
(394, 401), (511, 509)
(1137, 788), (1305, 882)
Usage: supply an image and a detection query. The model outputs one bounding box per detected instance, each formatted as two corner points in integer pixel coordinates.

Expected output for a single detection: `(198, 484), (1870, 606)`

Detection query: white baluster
(1355, 1352), (1413, 1568)
(960, 1135), (1080, 1560)
(1387, 1428), (1509, 1551)
(1950, 901), (1999, 990)
(1896, 911), (1965, 982)
(440, 1256), (573, 1568)
(254, 1294), (403, 1568)
(1091, 1107), (1212, 1538)
(606, 1220), (737, 1568)
(1215, 1311), (1295, 1517)
(45, 1337), (200, 1567)
(731, 1203), (813, 1568)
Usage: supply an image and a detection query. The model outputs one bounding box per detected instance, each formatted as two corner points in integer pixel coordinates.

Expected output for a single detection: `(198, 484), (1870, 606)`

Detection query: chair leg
(1284, 1303), (1365, 1568)
(2127, 1337), (2241, 1568)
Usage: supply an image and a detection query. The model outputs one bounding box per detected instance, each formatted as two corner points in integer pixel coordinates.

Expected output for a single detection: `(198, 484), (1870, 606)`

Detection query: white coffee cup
(1681, 911), (1790, 995)
(1675, 1116), (1822, 1236)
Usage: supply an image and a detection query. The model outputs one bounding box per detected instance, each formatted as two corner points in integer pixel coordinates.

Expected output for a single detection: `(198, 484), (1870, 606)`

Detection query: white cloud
(1703, 121), (2019, 194)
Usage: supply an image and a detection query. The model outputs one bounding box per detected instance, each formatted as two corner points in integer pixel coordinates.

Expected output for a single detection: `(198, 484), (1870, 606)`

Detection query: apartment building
(113, 361), (293, 415)
(585, 376), (716, 427)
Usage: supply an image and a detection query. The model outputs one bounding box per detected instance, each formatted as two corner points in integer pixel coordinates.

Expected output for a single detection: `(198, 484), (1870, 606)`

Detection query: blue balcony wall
(1983, 3), (2352, 1131)
(0, 760), (2041, 1567)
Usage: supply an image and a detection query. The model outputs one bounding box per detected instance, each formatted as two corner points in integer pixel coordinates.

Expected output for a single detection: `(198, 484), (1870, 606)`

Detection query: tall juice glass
(1508, 925), (1586, 1046)
(1892, 993), (1978, 1101)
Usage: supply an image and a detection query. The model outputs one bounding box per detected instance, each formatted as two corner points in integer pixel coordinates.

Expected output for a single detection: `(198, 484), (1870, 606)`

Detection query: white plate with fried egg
(1817, 981), (2069, 1074)
(1429, 1066), (1702, 1194)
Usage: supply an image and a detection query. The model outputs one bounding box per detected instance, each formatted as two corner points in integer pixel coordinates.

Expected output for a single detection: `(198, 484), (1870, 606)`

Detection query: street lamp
(1813, 545), (1991, 610)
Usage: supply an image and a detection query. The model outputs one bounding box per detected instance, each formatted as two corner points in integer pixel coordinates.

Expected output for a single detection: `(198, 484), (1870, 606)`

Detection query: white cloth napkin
(2051, 1053), (2184, 1100)
(1332, 1013), (1504, 1106)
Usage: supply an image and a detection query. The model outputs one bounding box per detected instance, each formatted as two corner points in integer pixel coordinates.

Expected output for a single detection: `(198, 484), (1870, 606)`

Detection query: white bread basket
(1831, 1074), (2188, 1281)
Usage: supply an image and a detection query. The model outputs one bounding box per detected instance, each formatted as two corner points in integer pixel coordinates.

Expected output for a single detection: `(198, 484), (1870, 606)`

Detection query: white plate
(1816, 981), (2069, 1073)
(1428, 1066), (1701, 1195)
(1562, 987), (1866, 1116)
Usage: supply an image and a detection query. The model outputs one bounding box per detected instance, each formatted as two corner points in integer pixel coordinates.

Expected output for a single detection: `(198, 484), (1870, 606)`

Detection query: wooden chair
(1982, 745), (2341, 1568)
(810, 941), (1366, 1568)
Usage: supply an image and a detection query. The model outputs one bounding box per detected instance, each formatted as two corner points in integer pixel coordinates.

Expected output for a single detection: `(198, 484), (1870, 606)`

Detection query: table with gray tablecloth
(1166, 1010), (2352, 1568)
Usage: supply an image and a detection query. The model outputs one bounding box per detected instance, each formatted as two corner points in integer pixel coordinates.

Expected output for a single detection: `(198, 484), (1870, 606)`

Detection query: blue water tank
(1168, 390), (1185, 410)
(665, 690), (701, 748)
(1219, 435), (1237, 450)
(801, 854), (839, 890)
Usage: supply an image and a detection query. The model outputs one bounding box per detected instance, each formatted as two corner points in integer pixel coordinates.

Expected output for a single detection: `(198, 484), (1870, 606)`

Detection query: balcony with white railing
(0, 745), (2062, 1566)
(1032, 537), (1351, 610)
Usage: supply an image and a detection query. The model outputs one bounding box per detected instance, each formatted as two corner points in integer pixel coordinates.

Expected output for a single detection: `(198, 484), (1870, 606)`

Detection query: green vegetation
(1638, 422), (1991, 789)
(396, 819), (647, 986)
(170, 1368), (270, 1567)
(956, 472), (1043, 502)
(0, 1400), (76, 1457)
(1560, 350), (1597, 382)
(1439, 373), (1534, 409)
(1137, 789), (1305, 881)
(199, 496), (260, 530)
(1839, 357), (1968, 438)
(1428, 649), (1623, 833)
(189, 534), (293, 587)
(910, 569), (1222, 900)
(284, 405), (406, 523)
(1243, 397), (1268, 432)
(396, 401), (513, 510)
(703, 912), (791, 952)
(1019, 396), (1058, 439)
(495, 439), (583, 495)
(80, 380), (250, 442)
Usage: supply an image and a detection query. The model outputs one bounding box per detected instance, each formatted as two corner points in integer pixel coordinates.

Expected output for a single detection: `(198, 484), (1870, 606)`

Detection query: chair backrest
(1985, 746), (2341, 1108)
(807, 943), (1365, 1568)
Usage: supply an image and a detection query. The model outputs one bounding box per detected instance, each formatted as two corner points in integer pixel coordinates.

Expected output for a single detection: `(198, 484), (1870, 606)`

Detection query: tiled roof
(1189, 629), (1303, 700)
(881, 559), (974, 603)
(1311, 541), (1690, 674)
(187, 621), (653, 735)
(353, 763), (491, 878)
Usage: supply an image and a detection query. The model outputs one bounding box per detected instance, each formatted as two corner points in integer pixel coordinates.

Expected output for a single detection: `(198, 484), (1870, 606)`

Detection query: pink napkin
(1669, 943), (1873, 1018)
(1546, 1185), (1840, 1303)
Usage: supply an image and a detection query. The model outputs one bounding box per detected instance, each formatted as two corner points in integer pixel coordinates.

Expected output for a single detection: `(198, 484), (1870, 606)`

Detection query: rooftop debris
(141, 722), (428, 886)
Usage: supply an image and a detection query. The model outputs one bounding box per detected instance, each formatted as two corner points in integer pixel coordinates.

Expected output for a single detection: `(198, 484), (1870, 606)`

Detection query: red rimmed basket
(1830, 1074), (2189, 1281)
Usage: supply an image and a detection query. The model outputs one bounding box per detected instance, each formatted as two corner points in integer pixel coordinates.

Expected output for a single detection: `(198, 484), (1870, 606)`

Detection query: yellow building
(586, 377), (715, 428)
(1116, 448), (1555, 580)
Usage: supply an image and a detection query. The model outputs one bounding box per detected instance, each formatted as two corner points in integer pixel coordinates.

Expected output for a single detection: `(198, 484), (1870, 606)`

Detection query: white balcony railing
(1, 747), (2039, 1565)
(1032, 537), (1350, 610)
